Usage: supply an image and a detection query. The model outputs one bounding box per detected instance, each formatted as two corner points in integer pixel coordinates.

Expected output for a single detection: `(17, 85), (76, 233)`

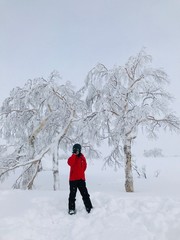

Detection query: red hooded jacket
(67, 153), (87, 181)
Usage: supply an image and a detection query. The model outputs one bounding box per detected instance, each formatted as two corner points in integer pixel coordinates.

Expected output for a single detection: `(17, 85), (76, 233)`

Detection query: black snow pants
(68, 179), (93, 212)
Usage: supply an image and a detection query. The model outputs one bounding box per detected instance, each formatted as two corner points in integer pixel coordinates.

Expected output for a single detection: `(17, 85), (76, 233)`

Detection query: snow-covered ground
(1, 156), (180, 240)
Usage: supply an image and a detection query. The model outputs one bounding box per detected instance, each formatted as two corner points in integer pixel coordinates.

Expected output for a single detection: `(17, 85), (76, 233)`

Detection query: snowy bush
(144, 148), (164, 158)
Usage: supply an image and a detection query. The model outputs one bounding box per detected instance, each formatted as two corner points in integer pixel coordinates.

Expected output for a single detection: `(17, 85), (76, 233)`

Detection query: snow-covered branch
(0, 148), (49, 178)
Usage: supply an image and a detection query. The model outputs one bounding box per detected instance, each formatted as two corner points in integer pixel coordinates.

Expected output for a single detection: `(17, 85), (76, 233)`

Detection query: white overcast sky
(0, 0), (180, 153)
(1, 0), (180, 99)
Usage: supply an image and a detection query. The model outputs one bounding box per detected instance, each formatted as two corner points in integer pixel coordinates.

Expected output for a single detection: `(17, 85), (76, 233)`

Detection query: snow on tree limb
(1, 50), (179, 192)
(0, 148), (49, 178)
(0, 72), (99, 189)
(83, 50), (180, 192)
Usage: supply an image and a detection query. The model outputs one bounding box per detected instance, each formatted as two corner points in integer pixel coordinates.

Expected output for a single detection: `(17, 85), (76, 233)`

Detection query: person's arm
(82, 155), (87, 171)
(67, 154), (76, 166)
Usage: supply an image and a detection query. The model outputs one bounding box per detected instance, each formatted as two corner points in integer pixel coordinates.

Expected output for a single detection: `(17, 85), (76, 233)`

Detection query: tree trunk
(52, 145), (60, 191)
(52, 109), (74, 190)
(124, 139), (134, 192)
(21, 141), (36, 190)
(27, 161), (42, 190)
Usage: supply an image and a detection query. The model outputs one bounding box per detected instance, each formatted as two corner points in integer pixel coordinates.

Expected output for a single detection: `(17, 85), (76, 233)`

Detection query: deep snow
(1, 156), (180, 240)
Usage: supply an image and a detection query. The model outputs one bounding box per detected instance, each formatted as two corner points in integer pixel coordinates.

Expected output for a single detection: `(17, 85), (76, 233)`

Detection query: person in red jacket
(67, 143), (93, 215)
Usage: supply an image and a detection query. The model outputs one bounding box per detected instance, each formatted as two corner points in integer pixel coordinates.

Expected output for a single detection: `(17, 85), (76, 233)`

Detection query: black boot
(68, 209), (76, 215)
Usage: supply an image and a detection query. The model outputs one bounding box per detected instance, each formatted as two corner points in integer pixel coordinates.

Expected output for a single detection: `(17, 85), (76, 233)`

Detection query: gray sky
(1, 0), (180, 154)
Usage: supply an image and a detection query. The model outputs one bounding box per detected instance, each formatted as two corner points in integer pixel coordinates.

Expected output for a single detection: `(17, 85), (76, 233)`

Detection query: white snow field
(1, 156), (180, 240)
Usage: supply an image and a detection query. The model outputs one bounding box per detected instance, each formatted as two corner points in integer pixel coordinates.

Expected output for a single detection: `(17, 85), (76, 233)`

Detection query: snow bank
(1, 190), (180, 240)
(1, 157), (180, 240)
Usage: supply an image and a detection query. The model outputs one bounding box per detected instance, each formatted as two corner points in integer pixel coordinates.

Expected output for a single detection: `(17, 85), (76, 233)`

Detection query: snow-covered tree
(0, 72), (96, 190)
(84, 50), (180, 192)
(144, 148), (164, 158)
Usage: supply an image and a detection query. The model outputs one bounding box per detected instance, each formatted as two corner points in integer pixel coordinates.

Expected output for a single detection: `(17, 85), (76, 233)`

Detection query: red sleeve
(67, 154), (76, 166)
(82, 155), (87, 171)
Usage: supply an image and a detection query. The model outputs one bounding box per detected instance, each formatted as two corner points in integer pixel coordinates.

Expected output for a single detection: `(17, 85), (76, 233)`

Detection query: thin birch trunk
(124, 138), (134, 192)
(21, 140), (36, 189)
(52, 145), (60, 191)
(52, 109), (75, 190)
